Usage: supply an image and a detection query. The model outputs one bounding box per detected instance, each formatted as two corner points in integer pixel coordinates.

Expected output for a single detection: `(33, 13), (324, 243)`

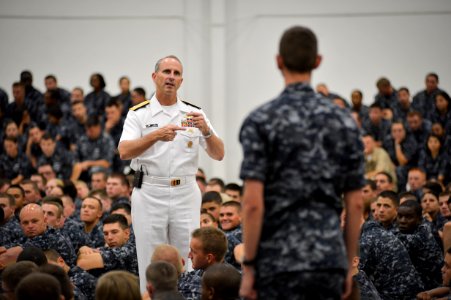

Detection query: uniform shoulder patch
(130, 100), (150, 111)
(182, 100), (201, 110)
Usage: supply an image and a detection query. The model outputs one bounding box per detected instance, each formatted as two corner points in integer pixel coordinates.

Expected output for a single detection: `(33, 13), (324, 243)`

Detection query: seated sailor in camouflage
(0, 193), (24, 247)
(45, 248), (98, 300)
(360, 220), (424, 300)
(0, 203), (76, 267)
(42, 197), (88, 253)
(79, 196), (105, 248)
(178, 227), (228, 300)
(218, 201), (242, 270)
(394, 200), (443, 290)
(77, 214), (137, 275)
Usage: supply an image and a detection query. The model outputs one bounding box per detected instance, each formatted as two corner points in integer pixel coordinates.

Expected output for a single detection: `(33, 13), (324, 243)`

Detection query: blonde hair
(95, 271), (140, 300)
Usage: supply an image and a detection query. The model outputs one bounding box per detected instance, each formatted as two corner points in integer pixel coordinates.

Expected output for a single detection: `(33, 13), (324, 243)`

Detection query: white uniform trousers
(131, 178), (201, 292)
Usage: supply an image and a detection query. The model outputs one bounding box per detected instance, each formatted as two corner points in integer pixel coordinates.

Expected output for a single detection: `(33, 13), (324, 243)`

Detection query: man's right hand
(157, 124), (185, 141)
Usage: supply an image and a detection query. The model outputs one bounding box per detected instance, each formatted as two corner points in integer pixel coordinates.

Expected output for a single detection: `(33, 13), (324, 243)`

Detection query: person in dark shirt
(431, 91), (451, 130)
(5, 82), (28, 129)
(71, 115), (115, 182)
(0, 136), (31, 184)
(84, 73), (111, 117)
(350, 89), (369, 122)
(395, 199), (443, 290)
(383, 121), (418, 192)
(239, 26), (364, 300)
(104, 99), (126, 172)
(412, 73), (444, 121)
(112, 76), (132, 116)
(362, 103), (392, 146)
(374, 77), (398, 111)
(419, 134), (449, 184)
(394, 87), (415, 122)
(359, 220), (424, 300)
(20, 70), (45, 125)
(37, 133), (74, 180)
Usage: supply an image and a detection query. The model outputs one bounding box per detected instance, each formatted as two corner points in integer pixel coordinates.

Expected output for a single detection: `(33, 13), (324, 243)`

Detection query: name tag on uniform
(146, 123), (158, 128)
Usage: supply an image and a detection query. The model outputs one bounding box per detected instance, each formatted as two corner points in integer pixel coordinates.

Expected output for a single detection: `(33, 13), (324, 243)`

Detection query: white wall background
(1, 0), (451, 183)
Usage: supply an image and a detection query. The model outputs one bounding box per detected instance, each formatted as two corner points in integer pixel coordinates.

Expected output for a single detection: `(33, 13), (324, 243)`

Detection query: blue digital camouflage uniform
(412, 88), (443, 121)
(418, 149), (449, 182)
(178, 268), (204, 300)
(99, 240), (138, 275)
(73, 285), (87, 300)
(84, 90), (110, 117)
(354, 270), (382, 300)
(383, 133), (418, 191)
(361, 118), (392, 144)
(393, 222), (443, 290)
(81, 222), (105, 248)
(75, 132), (115, 175)
(239, 82), (365, 298)
(60, 218), (88, 253)
(22, 227), (77, 267)
(0, 216), (24, 247)
(223, 225), (242, 270)
(0, 151), (32, 180)
(36, 144), (74, 179)
(69, 265), (97, 300)
(359, 220), (424, 300)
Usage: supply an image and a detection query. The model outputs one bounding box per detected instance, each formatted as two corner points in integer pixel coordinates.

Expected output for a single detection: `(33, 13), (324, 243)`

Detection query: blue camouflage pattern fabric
(99, 240), (138, 275)
(0, 216), (25, 247)
(359, 220), (424, 300)
(36, 144), (74, 179)
(22, 227), (77, 267)
(69, 265), (97, 300)
(75, 132), (115, 173)
(418, 149), (449, 182)
(239, 82), (365, 278)
(223, 225), (242, 270)
(178, 268), (204, 300)
(73, 285), (87, 300)
(354, 270), (382, 300)
(60, 218), (88, 253)
(81, 222), (105, 248)
(84, 90), (110, 117)
(412, 88), (443, 121)
(0, 152), (32, 180)
(393, 222), (443, 290)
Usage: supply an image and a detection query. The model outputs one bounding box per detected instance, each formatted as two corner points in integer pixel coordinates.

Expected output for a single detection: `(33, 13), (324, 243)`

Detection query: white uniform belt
(142, 175), (195, 187)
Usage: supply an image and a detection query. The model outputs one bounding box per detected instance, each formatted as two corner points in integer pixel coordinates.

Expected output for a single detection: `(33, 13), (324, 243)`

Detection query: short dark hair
(398, 86), (410, 94)
(39, 264), (74, 300)
(398, 191), (417, 202)
(376, 77), (391, 88)
(369, 102), (382, 110)
(221, 200), (241, 213)
(45, 74), (57, 82)
(106, 99), (122, 109)
(146, 261), (178, 292)
(426, 72), (439, 82)
(111, 202), (132, 215)
(103, 213), (129, 229)
(364, 179), (377, 191)
(17, 247), (48, 266)
(399, 199), (422, 218)
(279, 26), (318, 73)
(378, 190), (399, 207)
(202, 191), (222, 205)
(224, 183), (242, 195)
(16, 273), (61, 300)
(1, 261), (39, 294)
(376, 171), (394, 183)
(133, 87), (146, 97)
(86, 115), (101, 128)
(202, 264), (241, 300)
(0, 192), (16, 206)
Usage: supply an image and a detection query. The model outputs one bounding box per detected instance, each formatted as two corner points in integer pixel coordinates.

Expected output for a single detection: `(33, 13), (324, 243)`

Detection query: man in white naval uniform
(118, 55), (224, 291)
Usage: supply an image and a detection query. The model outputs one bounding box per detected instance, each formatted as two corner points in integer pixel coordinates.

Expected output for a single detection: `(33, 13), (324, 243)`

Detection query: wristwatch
(203, 128), (212, 139)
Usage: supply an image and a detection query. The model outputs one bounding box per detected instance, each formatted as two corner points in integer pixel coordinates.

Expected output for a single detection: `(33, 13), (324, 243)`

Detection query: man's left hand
(188, 112), (209, 136)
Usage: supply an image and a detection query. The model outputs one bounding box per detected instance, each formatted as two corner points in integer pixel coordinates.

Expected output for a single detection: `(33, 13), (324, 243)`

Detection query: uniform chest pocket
(177, 130), (199, 153)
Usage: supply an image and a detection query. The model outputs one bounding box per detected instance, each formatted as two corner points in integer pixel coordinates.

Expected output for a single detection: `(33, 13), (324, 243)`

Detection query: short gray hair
(154, 55), (182, 72)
